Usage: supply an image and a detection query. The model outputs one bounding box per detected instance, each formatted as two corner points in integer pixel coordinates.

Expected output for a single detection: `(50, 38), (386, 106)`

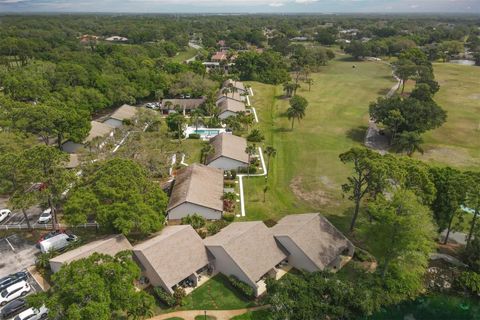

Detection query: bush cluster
(227, 275), (255, 298)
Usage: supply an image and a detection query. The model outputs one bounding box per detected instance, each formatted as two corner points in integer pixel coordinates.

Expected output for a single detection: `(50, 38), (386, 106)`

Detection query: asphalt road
(0, 234), (41, 279)
(0, 197), (45, 228)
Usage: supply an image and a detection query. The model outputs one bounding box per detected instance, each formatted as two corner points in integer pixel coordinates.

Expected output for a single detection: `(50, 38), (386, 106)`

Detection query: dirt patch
(468, 93), (480, 100)
(289, 176), (339, 207)
(421, 146), (480, 168)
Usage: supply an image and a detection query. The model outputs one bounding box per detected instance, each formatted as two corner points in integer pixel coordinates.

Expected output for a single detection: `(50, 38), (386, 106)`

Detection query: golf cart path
(364, 60), (401, 154)
(149, 305), (268, 320)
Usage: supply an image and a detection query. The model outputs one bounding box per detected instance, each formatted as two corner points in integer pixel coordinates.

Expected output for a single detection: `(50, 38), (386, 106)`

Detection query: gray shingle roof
(133, 225), (210, 289)
(223, 80), (246, 92)
(216, 98), (246, 115)
(85, 121), (114, 142)
(216, 91), (244, 103)
(271, 213), (353, 270)
(49, 234), (132, 264)
(167, 164), (224, 212)
(109, 104), (138, 121)
(161, 98), (206, 111)
(206, 133), (248, 165)
(204, 222), (287, 283)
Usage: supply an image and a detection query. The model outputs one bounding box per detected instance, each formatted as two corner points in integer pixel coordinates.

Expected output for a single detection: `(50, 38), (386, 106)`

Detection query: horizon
(0, 0), (479, 14)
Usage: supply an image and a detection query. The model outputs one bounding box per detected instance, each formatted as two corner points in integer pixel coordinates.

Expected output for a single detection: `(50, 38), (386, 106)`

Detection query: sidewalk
(149, 306), (269, 320)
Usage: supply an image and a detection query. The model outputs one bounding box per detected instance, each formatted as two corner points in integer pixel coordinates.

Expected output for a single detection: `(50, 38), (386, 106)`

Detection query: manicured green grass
(194, 315), (216, 320)
(179, 274), (256, 311)
(180, 139), (204, 164)
(171, 47), (198, 63)
(415, 63), (480, 170)
(165, 318), (184, 320)
(241, 59), (395, 232)
(230, 309), (272, 320)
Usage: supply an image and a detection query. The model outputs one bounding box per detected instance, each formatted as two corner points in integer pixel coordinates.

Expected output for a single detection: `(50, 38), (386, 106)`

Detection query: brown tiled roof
(133, 225), (210, 289)
(161, 98), (206, 110)
(216, 98), (246, 115)
(109, 104), (138, 121)
(167, 164), (224, 212)
(271, 213), (354, 270)
(204, 222), (287, 283)
(50, 234), (132, 264)
(85, 121), (114, 142)
(212, 51), (227, 61)
(206, 133), (248, 165)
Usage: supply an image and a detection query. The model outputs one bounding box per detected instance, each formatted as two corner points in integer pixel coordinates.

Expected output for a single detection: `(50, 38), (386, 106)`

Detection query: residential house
(161, 98), (206, 115)
(62, 120), (115, 154)
(272, 213), (354, 272)
(204, 221), (288, 297)
(206, 133), (249, 170)
(133, 225), (211, 294)
(105, 36), (129, 42)
(211, 51), (228, 62)
(217, 90), (245, 104)
(167, 164), (224, 220)
(49, 235), (132, 273)
(222, 79), (248, 95)
(103, 104), (138, 128)
(216, 98), (246, 120)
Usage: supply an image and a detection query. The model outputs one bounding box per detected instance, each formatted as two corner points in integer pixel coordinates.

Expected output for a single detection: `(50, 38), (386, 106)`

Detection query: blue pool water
(195, 130), (220, 136)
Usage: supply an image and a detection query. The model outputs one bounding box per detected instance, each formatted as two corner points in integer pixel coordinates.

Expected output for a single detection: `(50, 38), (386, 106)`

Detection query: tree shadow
(346, 126), (368, 143)
(336, 56), (358, 62)
(377, 88), (390, 96)
(273, 127), (292, 133)
(323, 207), (354, 235)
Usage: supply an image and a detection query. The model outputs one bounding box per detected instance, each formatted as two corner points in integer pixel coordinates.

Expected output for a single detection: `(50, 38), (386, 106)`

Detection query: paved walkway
(150, 306), (268, 320)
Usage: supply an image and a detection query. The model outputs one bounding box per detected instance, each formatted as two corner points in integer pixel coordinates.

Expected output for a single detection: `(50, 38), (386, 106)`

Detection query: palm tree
(395, 131), (424, 156)
(164, 100), (173, 111)
(190, 108), (202, 131)
(221, 87), (230, 97)
(286, 106), (305, 130)
(264, 146), (277, 180)
(201, 143), (214, 164)
(245, 144), (257, 178)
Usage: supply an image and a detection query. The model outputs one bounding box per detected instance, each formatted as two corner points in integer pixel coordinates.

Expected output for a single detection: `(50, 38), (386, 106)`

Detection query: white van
(14, 305), (48, 320)
(0, 281), (30, 306)
(39, 233), (77, 254)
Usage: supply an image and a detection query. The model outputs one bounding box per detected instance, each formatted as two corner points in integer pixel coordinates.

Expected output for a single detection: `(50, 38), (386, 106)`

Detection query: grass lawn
(171, 47), (198, 63)
(194, 316), (216, 320)
(241, 58), (395, 232)
(230, 310), (272, 320)
(414, 63), (480, 170)
(179, 274), (256, 311)
(180, 139), (204, 164)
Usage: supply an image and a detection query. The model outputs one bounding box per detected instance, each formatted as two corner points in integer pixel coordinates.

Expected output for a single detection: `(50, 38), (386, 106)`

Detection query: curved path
(149, 305), (269, 320)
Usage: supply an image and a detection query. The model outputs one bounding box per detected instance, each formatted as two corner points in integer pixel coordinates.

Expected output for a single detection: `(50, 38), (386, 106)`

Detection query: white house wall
(207, 246), (257, 290)
(167, 203), (222, 220)
(275, 236), (319, 273)
(208, 157), (247, 171)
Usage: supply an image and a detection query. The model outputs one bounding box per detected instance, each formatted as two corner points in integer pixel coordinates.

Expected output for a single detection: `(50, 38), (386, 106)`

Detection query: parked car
(13, 306), (48, 320)
(37, 209), (52, 224)
(0, 281), (30, 306)
(0, 272), (28, 293)
(0, 209), (11, 223)
(39, 233), (77, 254)
(0, 298), (27, 319)
(145, 102), (160, 110)
(37, 229), (65, 244)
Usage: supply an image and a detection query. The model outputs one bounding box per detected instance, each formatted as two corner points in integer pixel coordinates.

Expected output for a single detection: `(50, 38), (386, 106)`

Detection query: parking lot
(0, 234), (41, 279)
(0, 197), (45, 229)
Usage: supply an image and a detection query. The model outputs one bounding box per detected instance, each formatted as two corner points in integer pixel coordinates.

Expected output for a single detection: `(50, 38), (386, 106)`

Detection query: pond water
(449, 60), (476, 66)
(367, 294), (480, 320)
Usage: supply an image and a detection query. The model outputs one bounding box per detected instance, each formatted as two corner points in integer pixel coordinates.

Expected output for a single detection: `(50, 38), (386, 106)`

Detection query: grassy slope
(171, 47), (198, 63)
(241, 59), (394, 232)
(415, 63), (480, 170)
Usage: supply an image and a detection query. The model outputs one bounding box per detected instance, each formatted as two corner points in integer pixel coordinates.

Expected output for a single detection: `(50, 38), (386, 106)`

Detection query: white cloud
(269, 2), (284, 6)
(295, 0), (318, 3)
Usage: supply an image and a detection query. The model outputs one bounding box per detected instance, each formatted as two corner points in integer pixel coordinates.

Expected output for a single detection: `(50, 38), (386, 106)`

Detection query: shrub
(189, 133), (201, 139)
(224, 180), (236, 188)
(223, 213), (235, 222)
(154, 287), (176, 307)
(223, 199), (235, 212)
(247, 129), (265, 142)
(207, 220), (228, 235)
(456, 271), (480, 296)
(237, 165), (257, 174)
(353, 247), (375, 263)
(181, 213), (206, 229)
(227, 275), (255, 298)
(230, 169), (237, 179)
(263, 219), (277, 227)
(197, 229), (207, 239)
(223, 192), (237, 201)
(173, 287), (186, 306)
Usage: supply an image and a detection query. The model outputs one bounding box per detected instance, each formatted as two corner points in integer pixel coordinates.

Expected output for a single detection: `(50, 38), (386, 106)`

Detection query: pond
(366, 294), (480, 320)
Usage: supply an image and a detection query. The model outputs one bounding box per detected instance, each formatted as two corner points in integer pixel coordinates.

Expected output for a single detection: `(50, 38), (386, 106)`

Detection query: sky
(0, 0), (479, 13)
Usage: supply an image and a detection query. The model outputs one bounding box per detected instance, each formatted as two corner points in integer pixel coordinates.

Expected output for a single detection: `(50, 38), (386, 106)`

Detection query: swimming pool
(195, 129), (220, 136)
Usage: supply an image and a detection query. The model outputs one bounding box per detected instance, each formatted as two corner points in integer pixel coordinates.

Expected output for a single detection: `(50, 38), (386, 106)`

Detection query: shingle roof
(109, 104), (138, 121)
(65, 153), (80, 169)
(167, 164), (224, 212)
(206, 133), (248, 165)
(133, 225), (210, 289)
(223, 80), (246, 92)
(216, 98), (246, 115)
(212, 51), (227, 61)
(49, 234), (132, 264)
(271, 213), (353, 270)
(161, 98), (206, 110)
(85, 121), (114, 142)
(204, 222), (287, 283)
(217, 91), (244, 103)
